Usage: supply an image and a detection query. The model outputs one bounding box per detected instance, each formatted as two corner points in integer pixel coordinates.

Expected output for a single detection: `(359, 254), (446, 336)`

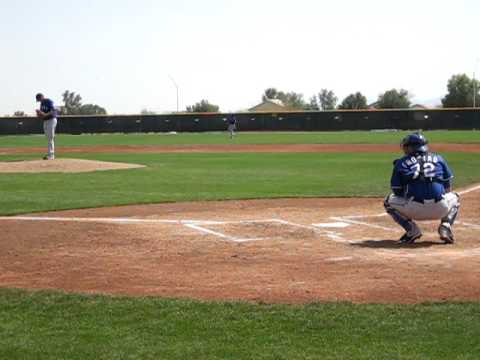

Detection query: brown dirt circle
(0, 186), (479, 304)
(0, 159), (145, 173)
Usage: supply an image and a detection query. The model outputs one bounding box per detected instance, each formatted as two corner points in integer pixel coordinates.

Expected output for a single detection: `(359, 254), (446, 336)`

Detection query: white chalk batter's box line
(1, 184), (478, 244)
(336, 184), (480, 221)
(1, 215), (477, 247)
(0, 216), (315, 243)
(0, 216), (368, 243)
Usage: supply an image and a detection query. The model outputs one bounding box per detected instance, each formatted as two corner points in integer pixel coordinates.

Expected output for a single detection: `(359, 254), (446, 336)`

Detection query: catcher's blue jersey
(390, 152), (453, 201)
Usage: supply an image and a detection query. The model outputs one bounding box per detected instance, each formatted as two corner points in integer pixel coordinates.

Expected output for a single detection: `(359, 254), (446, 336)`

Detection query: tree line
(59, 91), (107, 115)
(11, 90), (107, 117)
(9, 73), (480, 116)
(184, 73), (479, 113)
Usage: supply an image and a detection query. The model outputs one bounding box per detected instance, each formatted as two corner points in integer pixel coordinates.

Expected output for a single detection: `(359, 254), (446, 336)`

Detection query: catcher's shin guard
(441, 192), (460, 226)
(384, 195), (416, 233)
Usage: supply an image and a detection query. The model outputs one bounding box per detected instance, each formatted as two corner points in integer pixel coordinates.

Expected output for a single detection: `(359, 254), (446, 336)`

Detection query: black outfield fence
(1, 109), (479, 135)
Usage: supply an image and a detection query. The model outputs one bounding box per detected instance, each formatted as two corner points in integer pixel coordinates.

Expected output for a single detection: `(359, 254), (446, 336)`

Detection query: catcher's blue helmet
(401, 133), (429, 154)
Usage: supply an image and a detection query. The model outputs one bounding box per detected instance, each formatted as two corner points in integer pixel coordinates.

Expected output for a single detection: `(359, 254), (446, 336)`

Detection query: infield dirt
(1, 189), (479, 304)
(1, 143), (479, 304)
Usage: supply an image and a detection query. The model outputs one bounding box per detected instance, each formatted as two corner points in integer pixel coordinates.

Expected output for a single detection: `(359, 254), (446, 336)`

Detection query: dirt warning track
(1, 143), (480, 154)
(0, 185), (479, 304)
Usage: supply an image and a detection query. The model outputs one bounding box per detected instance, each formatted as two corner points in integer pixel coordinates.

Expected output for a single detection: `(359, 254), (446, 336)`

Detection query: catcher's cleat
(438, 223), (455, 244)
(43, 155), (54, 160)
(398, 225), (422, 244)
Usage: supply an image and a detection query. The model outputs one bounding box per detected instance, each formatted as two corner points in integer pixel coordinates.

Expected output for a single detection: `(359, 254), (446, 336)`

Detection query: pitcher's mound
(0, 159), (145, 173)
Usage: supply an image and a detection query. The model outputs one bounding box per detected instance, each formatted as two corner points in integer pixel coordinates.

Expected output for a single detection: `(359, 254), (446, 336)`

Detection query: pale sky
(0, 0), (478, 115)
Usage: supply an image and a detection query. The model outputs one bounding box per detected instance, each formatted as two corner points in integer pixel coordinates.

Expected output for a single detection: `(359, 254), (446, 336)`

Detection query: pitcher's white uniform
(36, 94), (57, 160)
(43, 117), (57, 160)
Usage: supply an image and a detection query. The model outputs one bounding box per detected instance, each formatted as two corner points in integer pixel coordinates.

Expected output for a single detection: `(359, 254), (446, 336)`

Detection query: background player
(35, 93), (57, 160)
(227, 113), (237, 139)
(384, 133), (460, 244)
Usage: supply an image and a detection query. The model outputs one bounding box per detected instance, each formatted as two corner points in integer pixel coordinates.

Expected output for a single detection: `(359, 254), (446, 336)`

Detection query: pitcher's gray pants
(43, 118), (57, 159)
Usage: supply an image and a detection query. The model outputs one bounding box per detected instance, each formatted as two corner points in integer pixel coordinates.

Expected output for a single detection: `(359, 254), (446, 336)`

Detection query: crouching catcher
(384, 133), (460, 244)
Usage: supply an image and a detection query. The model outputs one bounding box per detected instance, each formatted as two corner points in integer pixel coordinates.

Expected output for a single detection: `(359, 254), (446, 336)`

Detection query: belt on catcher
(411, 197), (443, 204)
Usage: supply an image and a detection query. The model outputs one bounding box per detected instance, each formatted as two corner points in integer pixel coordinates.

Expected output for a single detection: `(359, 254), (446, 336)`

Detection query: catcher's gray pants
(384, 192), (460, 233)
(385, 192), (459, 221)
(43, 118), (57, 159)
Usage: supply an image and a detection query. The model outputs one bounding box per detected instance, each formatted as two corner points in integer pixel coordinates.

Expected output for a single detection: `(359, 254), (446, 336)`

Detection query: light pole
(168, 75), (179, 112)
(474, 58), (479, 108)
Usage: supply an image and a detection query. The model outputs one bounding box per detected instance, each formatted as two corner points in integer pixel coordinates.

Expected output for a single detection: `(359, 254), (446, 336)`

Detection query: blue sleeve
(390, 159), (405, 195)
(394, 157), (419, 182)
(45, 99), (54, 112)
(438, 155), (454, 188)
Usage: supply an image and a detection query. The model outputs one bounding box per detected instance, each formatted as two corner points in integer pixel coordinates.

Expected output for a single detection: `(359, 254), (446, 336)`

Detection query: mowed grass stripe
(0, 130), (479, 147)
(0, 152), (479, 216)
(0, 289), (479, 359)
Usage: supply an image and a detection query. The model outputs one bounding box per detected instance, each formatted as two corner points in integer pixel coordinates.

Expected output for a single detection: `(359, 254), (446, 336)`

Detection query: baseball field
(1, 130), (480, 359)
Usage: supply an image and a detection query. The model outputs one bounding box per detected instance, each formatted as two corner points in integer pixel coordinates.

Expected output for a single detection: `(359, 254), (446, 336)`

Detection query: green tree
(78, 104), (107, 115)
(376, 89), (411, 109)
(62, 90), (82, 115)
(304, 96), (320, 110)
(318, 89), (337, 110)
(442, 74), (480, 108)
(282, 92), (307, 109)
(261, 88), (307, 109)
(61, 90), (107, 115)
(141, 109), (157, 115)
(338, 92), (368, 109)
(262, 88), (279, 101)
(186, 100), (220, 113)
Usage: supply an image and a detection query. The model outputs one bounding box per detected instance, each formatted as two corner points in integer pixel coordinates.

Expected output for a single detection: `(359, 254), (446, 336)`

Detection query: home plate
(312, 222), (351, 228)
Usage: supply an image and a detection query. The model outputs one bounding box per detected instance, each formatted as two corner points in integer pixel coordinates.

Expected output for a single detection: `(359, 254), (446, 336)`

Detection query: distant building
(249, 98), (288, 112)
(410, 104), (429, 109)
(367, 102), (430, 110)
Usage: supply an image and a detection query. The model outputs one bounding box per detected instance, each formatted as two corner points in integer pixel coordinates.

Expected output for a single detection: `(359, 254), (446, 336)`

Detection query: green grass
(0, 152), (479, 215)
(0, 289), (479, 359)
(0, 130), (479, 147)
(1, 136), (480, 358)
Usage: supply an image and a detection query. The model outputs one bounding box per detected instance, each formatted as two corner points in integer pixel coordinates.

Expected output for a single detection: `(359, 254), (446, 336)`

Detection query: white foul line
(344, 213), (388, 219)
(184, 223), (234, 240)
(458, 184), (480, 196)
(0, 216), (224, 225)
(337, 183), (480, 221)
(184, 223), (269, 243)
(312, 222), (351, 228)
(458, 221), (480, 229)
(330, 216), (398, 231)
(271, 218), (346, 242)
(0, 215), (273, 243)
(1, 183), (479, 244)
